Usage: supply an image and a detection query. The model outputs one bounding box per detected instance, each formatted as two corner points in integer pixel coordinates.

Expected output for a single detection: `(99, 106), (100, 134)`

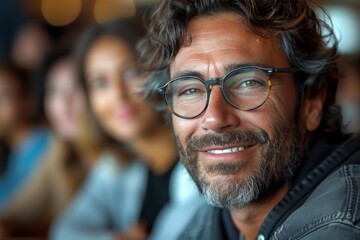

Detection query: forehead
(85, 36), (136, 74)
(48, 59), (74, 78)
(170, 13), (289, 77)
(87, 36), (134, 61)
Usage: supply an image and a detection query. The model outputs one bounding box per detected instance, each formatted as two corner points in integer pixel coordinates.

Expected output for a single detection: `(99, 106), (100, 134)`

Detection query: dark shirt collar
(292, 137), (339, 186)
(220, 208), (240, 240)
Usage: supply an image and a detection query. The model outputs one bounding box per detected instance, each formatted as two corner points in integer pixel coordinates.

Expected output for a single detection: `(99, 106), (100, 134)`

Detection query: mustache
(186, 129), (269, 151)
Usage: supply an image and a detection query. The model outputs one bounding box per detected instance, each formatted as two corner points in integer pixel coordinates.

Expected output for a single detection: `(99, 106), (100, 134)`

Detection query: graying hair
(138, 0), (341, 138)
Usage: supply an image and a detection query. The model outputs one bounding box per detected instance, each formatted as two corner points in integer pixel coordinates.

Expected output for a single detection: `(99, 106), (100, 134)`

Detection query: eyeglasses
(157, 66), (299, 119)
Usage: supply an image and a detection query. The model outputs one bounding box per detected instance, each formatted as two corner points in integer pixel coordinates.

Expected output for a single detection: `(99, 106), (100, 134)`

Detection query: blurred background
(0, 0), (359, 65)
(0, 0), (359, 239)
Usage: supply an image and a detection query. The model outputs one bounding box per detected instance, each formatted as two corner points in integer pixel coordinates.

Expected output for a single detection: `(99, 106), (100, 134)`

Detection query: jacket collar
(219, 134), (360, 239)
(260, 134), (360, 238)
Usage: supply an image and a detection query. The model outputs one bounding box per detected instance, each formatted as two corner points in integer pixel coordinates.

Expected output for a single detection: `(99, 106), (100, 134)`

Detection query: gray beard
(176, 120), (303, 209)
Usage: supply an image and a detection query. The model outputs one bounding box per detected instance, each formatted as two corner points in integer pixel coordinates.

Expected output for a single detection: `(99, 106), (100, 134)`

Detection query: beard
(176, 119), (304, 209)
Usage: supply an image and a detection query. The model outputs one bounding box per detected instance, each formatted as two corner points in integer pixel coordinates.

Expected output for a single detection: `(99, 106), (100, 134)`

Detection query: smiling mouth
(207, 145), (254, 154)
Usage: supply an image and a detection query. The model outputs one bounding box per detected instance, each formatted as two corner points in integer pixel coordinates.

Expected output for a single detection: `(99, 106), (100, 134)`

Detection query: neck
(66, 139), (98, 170)
(75, 146), (97, 170)
(131, 126), (178, 175)
(230, 182), (291, 240)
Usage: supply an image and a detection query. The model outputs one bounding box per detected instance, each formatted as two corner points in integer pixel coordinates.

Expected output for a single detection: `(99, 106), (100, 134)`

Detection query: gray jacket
(179, 135), (360, 240)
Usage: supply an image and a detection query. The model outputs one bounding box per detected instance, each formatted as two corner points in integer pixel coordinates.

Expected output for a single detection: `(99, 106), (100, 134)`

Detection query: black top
(139, 161), (177, 232)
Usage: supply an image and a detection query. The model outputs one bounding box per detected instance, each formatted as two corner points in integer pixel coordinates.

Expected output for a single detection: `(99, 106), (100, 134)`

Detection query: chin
(201, 175), (260, 209)
(193, 162), (267, 209)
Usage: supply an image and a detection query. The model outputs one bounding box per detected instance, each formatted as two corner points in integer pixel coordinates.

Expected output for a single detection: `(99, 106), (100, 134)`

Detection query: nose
(201, 86), (240, 132)
(114, 78), (129, 101)
(63, 91), (76, 107)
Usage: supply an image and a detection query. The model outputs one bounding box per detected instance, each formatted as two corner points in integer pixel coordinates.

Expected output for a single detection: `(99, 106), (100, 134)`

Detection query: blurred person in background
(51, 18), (203, 240)
(0, 47), (116, 238)
(0, 62), (50, 212)
(10, 22), (52, 72)
(336, 55), (360, 134)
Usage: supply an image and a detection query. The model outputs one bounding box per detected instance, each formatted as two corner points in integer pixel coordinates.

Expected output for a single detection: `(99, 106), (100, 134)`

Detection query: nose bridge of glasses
(205, 77), (235, 109)
(205, 77), (228, 103)
(204, 77), (222, 90)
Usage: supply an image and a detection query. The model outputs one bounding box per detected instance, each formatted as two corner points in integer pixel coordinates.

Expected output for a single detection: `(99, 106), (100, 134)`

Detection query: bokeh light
(41, 0), (82, 26)
(328, 6), (360, 54)
(321, 5), (360, 54)
(94, 0), (136, 23)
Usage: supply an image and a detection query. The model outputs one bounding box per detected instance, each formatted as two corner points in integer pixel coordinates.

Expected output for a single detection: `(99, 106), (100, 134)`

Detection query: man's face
(170, 13), (308, 208)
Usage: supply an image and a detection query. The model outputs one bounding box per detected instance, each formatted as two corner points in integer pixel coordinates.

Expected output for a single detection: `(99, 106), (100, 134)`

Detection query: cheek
(239, 92), (297, 139)
(0, 104), (18, 124)
(90, 91), (113, 126)
(267, 85), (298, 121)
(45, 97), (62, 123)
(173, 116), (198, 145)
(137, 103), (156, 124)
(73, 94), (85, 115)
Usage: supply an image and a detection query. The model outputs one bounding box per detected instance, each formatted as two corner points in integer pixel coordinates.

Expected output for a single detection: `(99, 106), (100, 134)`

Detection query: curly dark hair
(138, 0), (341, 140)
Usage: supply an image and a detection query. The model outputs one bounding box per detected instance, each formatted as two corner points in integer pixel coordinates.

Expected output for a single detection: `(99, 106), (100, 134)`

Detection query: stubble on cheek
(174, 115), (304, 209)
(175, 128), (269, 191)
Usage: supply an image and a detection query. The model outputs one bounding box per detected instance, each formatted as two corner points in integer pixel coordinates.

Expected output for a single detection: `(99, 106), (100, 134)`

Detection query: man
(138, 0), (360, 239)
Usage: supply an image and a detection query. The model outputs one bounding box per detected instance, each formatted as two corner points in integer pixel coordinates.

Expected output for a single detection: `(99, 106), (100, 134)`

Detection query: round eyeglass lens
(165, 77), (208, 118)
(224, 67), (270, 110)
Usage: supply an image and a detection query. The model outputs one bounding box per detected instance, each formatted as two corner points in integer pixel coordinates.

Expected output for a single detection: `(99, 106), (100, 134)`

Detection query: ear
(301, 91), (326, 132)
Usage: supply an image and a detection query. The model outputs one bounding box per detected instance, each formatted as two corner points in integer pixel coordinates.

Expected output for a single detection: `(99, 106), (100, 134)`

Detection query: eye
(170, 78), (206, 98)
(226, 69), (268, 91)
(123, 68), (141, 81)
(45, 83), (60, 98)
(180, 87), (201, 96)
(240, 79), (264, 88)
(89, 77), (108, 91)
(227, 77), (266, 89)
(45, 85), (56, 96)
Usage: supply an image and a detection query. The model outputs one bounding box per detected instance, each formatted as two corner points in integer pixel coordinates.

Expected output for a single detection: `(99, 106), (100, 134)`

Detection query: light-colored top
(150, 160), (205, 240)
(50, 156), (205, 240)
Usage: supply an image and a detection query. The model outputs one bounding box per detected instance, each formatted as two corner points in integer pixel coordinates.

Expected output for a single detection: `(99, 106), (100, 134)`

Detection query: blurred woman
(51, 19), (203, 240)
(0, 48), (114, 238)
(336, 55), (360, 134)
(0, 62), (50, 211)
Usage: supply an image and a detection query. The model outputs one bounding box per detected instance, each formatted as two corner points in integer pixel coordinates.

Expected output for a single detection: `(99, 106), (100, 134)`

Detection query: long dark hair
(33, 47), (73, 124)
(0, 61), (29, 174)
(74, 18), (146, 161)
(0, 140), (10, 175)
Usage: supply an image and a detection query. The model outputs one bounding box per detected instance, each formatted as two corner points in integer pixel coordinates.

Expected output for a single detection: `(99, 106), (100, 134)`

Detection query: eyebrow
(171, 70), (204, 79)
(172, 62), (269, 79)
(224, 62), (271, 72)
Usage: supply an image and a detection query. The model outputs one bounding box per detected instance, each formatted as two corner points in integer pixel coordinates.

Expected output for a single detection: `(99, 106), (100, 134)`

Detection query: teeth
(208, 146), (245, 154)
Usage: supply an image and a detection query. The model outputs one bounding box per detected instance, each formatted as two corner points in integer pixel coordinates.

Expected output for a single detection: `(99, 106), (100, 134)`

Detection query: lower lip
(200, 145), (256, 163)
(116, 107), (136, 121)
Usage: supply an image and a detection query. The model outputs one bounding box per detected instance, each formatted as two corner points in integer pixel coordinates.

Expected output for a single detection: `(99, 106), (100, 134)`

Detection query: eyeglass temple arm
(272, 68), (300, 73)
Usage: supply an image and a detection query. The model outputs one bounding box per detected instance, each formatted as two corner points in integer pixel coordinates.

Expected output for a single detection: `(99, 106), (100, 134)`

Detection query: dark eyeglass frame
(157, 66), (299, 119)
